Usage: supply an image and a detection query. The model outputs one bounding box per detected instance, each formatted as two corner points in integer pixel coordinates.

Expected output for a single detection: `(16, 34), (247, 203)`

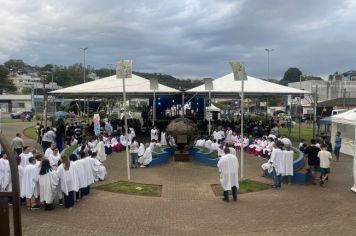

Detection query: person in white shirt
(19, 146), (34, 168)
(150, 127), (158, 141)
(217, 148), (239, 202)
(318, 144), (333, 187)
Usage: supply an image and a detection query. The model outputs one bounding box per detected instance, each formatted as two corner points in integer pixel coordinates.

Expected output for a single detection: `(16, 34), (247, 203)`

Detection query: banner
(93, 113), (101, 135)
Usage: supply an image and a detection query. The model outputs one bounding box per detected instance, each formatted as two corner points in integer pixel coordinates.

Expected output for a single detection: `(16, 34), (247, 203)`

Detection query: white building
(0, 94), (32, 112)
(10, 74), (62, 93)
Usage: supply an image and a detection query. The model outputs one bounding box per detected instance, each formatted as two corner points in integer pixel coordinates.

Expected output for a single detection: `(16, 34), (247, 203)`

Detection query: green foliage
(133, 71), (204, 90)
(211, 179), (270, 195)
(280, 67), (302, 85)
(23, 126), (37, 140)
(96, 181), (162, 197)
(0, 65), (16, 93)
(4, 59), (27, 72)
(21, 87), (32, 94)
(63, 144), (79, 157)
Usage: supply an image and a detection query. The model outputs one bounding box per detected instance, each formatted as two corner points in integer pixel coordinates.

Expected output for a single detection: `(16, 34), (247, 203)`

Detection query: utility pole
(265, 48), (274, 80)
(313, 84), (318, 139)
(80, 47), (88, 116)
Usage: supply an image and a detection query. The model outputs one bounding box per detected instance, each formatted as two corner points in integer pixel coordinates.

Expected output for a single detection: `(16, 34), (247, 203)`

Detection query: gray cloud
(0, 0), (355, 79)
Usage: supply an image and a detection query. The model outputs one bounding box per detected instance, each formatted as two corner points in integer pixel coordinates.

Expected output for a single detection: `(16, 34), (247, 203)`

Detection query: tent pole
(208, 90), (211, 136)
(241, 78), (244, 179)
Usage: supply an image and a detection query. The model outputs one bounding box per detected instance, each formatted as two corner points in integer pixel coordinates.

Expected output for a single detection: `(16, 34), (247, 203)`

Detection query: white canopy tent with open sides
(331, 108), (356, 192)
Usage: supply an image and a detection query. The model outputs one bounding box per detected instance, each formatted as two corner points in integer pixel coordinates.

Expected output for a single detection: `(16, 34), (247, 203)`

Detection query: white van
(331, 109), (347, 116)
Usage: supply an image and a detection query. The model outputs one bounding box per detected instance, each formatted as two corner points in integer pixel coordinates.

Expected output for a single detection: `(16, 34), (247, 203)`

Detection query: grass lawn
(197, 146), (218, 159)
(211, 179), (271, 196)
(95, 181), (162, 197)
(63, 144), (79, 157)
(23, 126), (38, 140)
(280, 126), (313, 144)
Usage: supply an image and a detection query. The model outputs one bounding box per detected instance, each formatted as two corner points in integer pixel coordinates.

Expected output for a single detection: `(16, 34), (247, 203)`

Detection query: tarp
(332, 108), (356, 126)
(49, 74), (180, 97)
(186, 73), (309, 96)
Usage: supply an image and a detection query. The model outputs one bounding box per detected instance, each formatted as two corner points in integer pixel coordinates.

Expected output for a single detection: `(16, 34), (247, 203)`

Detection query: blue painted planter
(190, 147), (219, 167)
(151, 147), (175, 166)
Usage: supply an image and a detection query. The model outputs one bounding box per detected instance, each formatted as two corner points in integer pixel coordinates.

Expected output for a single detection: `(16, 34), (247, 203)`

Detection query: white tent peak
(49, 74), (180, 96)
(186, 73), (309, 95)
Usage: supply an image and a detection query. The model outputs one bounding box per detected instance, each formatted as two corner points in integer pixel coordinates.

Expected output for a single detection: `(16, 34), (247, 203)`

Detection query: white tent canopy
(331, 108), (356, 192)
(186, 73), (309, 96)
(206, 104), (221, 112)
(49, 74), (180, 97)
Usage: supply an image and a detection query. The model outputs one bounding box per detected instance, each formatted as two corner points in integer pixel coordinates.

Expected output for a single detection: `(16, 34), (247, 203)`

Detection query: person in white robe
(150, 127), (158, 141)
(269, 141), (285, 188)
(205, 138), (213, 150)
(56, 155), (79, 208)
(138, 143), (145, 159)
(282, 145), (294, 184)
(225, 128), (233, 143)
(138, 144), (152, 167)
(21, 156), (41, 209)
(160, 131), (167, 146)
(119, 134), (130, 147)
(49, 148), (61, 169)
(19, 146), (34, 168)
(217, 148), (239, 202)
(44, 143), (56, 159)
(88, 137), (98, 153)
(90, 154), (107, 181)
(0, 151), (11, 192)
(96, 136), (106, 162)
(39, 159), (59, 210)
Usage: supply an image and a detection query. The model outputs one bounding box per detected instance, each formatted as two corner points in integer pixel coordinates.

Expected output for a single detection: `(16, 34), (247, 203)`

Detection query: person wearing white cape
(217, 148), (239, 202)
(57, 155), (79, 208)
(161, 131), (167, 146)
(269, 141), (285, 189)
(39, 159), (59, 210)
(0, 151), (11, 192)
(138, 144), (152, 167)
(21, 156), (41, 209)
(282, 145), (294, 184)
(96, 136), (106, 162)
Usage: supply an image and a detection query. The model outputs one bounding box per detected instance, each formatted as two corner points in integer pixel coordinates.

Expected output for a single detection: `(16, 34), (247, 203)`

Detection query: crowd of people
(1, 141), (107, 210)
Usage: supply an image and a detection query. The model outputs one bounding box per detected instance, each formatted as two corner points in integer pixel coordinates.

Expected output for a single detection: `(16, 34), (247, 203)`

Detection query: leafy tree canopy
(0, 65), (16, 93)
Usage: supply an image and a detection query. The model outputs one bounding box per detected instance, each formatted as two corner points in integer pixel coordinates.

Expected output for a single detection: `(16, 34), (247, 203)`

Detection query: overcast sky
(1, 0), (356, 79)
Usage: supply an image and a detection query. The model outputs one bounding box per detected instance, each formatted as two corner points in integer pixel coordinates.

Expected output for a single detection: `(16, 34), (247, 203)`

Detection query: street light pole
(230, 61), (248, 180)
(265, 48), (274, 80)
(80, 47), (88, 115)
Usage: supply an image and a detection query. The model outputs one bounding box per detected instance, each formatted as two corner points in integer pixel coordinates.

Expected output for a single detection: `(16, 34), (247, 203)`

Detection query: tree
(280, 67), (302, 85)
(0, 65), (16, 93)
(4, 59), (27, 73)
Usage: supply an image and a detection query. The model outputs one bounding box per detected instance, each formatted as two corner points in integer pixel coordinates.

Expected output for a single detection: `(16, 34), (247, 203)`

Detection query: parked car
(10, 111), (33, 119)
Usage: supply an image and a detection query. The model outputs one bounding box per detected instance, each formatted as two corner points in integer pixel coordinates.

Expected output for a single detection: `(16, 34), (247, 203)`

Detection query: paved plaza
(2, 122), (356, 236)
